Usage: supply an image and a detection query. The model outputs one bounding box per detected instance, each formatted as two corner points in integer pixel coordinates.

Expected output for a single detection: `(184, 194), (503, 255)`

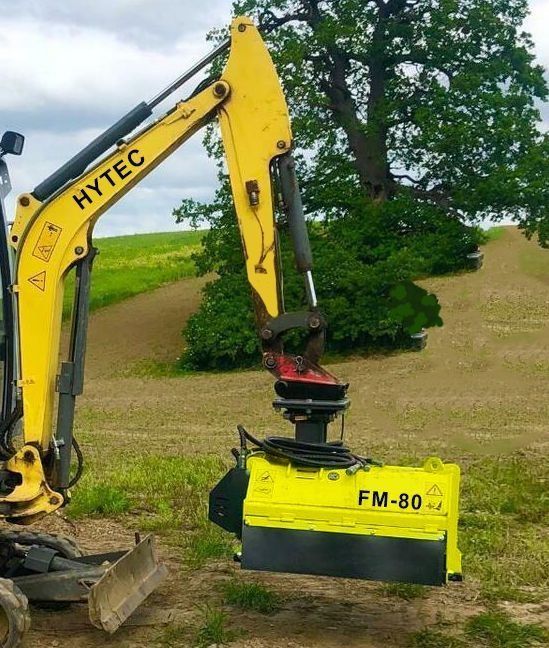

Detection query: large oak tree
(236, 0), (548, 238)
(175, 0), (548, 369)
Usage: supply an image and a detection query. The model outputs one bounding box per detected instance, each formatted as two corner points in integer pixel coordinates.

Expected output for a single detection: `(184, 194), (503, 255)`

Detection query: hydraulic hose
(237, 425), (380, 471)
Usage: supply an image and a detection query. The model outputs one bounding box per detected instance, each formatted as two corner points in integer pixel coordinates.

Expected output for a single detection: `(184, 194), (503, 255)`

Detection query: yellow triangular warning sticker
(37, 245), (53, 259)
(28, 271), (46, 291)
(426, 483), (443, 497)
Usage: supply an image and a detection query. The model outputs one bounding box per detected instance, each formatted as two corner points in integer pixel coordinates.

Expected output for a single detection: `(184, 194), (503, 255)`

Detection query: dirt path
(30, 228), (548, 647)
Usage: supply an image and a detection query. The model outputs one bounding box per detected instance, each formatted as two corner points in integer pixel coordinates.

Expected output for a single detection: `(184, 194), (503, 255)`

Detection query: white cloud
(0, 0), (546, 237)
(0, 1), (232, 236)
(525, 0), (549, 68)
(0, 21), (182, 113)
(0, 0), (230, 49)
(0, 15), (230, 121)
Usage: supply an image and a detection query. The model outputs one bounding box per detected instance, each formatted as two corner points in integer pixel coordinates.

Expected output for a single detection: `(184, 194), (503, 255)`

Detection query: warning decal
(32, 222), (62, 262)
(28, 271), (46, 291)
(426, 500), (442, 511)
(426, 484), (443, 497)
(252, 471), (274, 497)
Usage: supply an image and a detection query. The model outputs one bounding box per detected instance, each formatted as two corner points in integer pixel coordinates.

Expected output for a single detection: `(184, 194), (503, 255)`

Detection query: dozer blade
(88, 534), (168, 634)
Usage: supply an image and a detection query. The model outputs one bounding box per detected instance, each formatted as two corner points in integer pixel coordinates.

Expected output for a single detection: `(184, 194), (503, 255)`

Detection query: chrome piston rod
(148, 39), (230, 109)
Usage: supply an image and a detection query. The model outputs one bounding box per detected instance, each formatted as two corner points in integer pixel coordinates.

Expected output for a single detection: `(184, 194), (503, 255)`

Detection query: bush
(182, 197), (483, 370)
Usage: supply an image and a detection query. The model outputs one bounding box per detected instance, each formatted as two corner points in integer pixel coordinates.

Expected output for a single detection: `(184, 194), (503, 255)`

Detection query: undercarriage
(0, 530), (166, 648)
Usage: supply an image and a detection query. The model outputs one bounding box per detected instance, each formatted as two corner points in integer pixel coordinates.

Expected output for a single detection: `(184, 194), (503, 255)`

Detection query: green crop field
(62, 230), (202, 318)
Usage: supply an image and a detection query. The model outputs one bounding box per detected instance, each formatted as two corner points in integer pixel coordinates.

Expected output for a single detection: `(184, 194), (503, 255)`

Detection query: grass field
(62, 230), (202, 317)
(35, 227), (548, 648)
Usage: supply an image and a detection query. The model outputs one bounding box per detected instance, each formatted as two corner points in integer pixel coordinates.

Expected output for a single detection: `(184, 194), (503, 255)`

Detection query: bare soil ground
(77, 275), (208, 379)
(25, 228), (548, 647)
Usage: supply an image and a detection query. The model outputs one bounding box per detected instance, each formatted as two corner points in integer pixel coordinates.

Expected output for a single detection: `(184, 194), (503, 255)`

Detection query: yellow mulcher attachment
(211, 426), (462, 586)
(240, 456), (461, 585)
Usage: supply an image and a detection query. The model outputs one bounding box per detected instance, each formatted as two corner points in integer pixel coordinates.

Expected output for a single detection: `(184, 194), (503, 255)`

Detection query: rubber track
(0, 531), (83, 559)
(0, 578), (30, 648)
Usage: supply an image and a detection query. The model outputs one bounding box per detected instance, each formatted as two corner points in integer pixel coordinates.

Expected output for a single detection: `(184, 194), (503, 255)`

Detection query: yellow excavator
(0, 17), (461, 647)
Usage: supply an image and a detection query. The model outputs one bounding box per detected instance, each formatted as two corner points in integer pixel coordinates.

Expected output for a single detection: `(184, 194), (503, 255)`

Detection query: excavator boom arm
(3, 17), (317, 521)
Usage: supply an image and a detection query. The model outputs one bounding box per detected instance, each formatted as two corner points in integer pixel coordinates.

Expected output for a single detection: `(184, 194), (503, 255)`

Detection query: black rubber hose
(67, 437), (84, 488)
(237, 425), (375, 470)
(0, 401), (23, 459)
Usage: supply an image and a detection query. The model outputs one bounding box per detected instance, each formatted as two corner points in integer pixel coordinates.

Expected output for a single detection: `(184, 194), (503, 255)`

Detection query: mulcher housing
(211, 455), (462, 585)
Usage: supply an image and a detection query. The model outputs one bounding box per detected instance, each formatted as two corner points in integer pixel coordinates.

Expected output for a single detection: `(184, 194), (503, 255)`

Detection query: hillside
(62, 230), (203, 317)
(46, 227), (547, 648)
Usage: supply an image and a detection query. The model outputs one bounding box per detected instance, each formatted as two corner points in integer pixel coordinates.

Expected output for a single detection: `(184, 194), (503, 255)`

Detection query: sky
(0, 0), (547, 238)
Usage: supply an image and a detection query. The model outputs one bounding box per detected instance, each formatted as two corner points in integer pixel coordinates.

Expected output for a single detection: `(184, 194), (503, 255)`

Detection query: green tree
(175, 0), (548, 370)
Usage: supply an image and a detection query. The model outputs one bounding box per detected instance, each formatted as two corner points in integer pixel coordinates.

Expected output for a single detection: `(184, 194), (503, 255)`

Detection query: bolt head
(238, 23), (247, 32)
(213, 83), (226, 98)
(19, 196), (30, 207)
(75, 246), (84, 255)
(277, 140), (286, 150)
(264, 354), (277, 369)
(23, 450), (35, 464)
